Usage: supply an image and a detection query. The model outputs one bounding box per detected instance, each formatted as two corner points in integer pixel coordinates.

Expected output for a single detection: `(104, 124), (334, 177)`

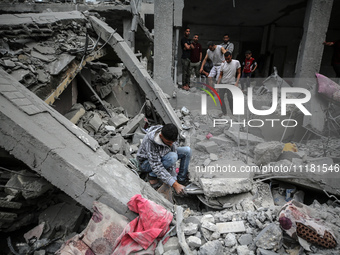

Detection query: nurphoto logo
(199, 83), (312, 128)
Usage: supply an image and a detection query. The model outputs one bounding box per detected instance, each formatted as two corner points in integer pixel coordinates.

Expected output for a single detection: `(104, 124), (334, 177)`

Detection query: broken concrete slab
(195, 140), (218, 154)
(109, 113), (129, 128)
(48, 54), (76, 76)
(10, 69), (36, 87)
(36, 69), (50, 84)
(121, 113), (145, 137)
(199, 178), (253, 198)
(0, 11), (86, 38)
(89, 16), (182, 130)
(132, 131), (145, 145)
(31, 51), (56, 62)
(33, 44), (56, 55)
(5, 170), (53, 199)
(254, 223), (282, 251)
(254, 141), (284, 166)
(224, 129), (265, 146)
(104, 134), (126, 155)
(0, 68), (172, 219)
(39, 202), (84, 239)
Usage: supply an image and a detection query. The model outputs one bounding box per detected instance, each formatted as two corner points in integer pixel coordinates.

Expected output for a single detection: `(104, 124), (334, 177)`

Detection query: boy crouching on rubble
(137, 123), (191, 195)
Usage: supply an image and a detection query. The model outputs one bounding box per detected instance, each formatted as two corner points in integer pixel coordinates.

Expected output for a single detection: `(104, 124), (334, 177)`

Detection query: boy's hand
(172, 181), (185, 194)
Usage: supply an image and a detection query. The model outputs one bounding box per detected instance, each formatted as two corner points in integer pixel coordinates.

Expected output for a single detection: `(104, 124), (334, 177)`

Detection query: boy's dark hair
(161, 123), (178, 141)
(224, 51), (232, 57)
(223, 33), (230, 37)
(245, 50), (252, 54)
(207, 41), (214, 47)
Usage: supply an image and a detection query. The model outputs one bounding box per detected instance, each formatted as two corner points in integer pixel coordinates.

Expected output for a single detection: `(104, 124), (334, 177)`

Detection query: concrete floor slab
(0, 69), (172, 220)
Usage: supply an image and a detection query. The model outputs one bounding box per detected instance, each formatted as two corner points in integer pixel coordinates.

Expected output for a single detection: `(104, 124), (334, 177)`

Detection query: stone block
(254, 223), (282, 251)
(238, 234), (253, 245)
(216, 221), (246, 234)
(201, 221), (217, 232)
(254, 141), (284, 166)
(224, 233), (237, 247)
(163, 250), (180, 255)
(237, 245), (253, 255)
(87, 112), (103, 133)
(199, 178), (253, 198)
(195, 141), (218, 153)
(198, 240), (223, 255)
(182, 222), (199, 235)
(104, 134), (126, 155)
(163, 237), (181, 253)
(200, 214), (215, 224)
(258, 248), (280, 255)
(186, 236), (201, 248)
(183, 216), (201, 225)
(210, 153), (218, 161)
(132, 132), (145, 145)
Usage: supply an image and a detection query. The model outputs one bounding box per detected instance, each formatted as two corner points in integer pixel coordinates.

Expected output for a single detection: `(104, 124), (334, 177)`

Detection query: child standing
(241, 50), (257, 91)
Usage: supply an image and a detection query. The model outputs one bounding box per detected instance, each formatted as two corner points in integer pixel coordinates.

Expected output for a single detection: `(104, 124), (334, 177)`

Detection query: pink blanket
(316, 73), (340, 103)
(112, 194), (173, 255)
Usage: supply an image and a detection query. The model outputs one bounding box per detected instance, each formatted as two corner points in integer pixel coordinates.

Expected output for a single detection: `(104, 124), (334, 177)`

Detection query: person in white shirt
(217, 51), (241, 115)
(200, 41), (226, 84)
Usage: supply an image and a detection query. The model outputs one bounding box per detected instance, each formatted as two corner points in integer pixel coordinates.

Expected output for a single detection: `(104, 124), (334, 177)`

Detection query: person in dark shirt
(324, 40), (340, 78)
(189, 34), (202, 80)
(180, 28), (191, 90)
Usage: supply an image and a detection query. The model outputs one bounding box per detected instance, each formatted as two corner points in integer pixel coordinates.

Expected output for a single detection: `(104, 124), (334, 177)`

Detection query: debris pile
(0, 11), (99, 100)
(169, 199), (340, 255)
(0, 163), (90, 254)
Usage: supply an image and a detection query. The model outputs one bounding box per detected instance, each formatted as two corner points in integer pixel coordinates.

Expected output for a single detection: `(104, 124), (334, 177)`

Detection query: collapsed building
(1, 0), (340, 254)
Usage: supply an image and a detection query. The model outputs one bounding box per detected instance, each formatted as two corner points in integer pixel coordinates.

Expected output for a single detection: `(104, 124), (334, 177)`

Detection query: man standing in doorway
(220, 33), (234, 54)
(180, 28), (191, 91)
(200, 41), (226, 84)
(217, 52), (241, 116)
(190, 34), (202, 81)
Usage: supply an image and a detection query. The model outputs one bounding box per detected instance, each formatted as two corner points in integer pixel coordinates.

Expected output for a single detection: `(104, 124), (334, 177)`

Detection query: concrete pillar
(295, 0), (333, 84)
(154, 0), (175, 96)
(261, 24), (276, 77)
(123, 19), (134, 51)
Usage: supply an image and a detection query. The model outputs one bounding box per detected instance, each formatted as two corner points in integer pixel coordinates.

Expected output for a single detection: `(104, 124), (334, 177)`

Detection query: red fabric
(242, 57), (256, 73)
(112, 194), (173, 255)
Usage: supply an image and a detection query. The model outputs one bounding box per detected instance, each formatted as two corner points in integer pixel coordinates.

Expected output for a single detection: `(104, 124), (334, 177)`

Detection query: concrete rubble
(0, 3), (340, 255)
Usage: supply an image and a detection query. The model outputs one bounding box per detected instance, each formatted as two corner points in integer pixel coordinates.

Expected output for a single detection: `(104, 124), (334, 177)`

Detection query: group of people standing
(180, 28), (258, 115)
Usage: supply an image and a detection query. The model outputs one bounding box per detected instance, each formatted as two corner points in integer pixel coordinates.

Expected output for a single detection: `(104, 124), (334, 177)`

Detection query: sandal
(182, 84), (190, 91)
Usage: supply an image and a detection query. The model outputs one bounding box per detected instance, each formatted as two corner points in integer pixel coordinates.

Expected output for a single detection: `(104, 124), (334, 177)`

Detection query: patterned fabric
(279, 200), (337, 249)
(136, 125), (177, 186)
(56, 201), (129, 255)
